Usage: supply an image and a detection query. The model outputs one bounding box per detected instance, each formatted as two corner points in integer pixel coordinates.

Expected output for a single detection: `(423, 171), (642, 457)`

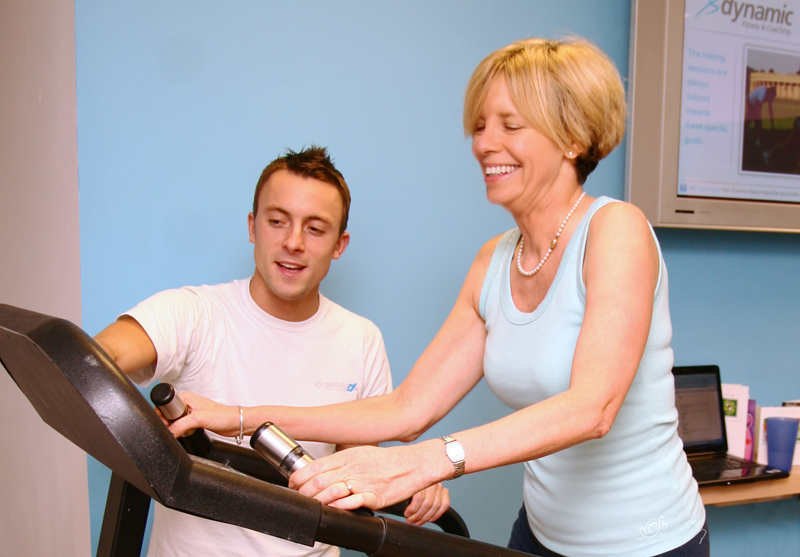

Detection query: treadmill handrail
(186, 429), (470, 538)
(0, 304), (530, 557)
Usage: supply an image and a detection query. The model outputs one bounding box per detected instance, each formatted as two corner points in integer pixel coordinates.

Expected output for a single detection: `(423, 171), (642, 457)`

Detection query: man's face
(248, 169), (349, 321)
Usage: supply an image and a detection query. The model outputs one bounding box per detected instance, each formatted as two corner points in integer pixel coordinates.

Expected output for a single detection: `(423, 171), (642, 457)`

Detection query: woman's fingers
(326, 487), (379, 512)
(290, 446), (416, 511)
(290, 458), (382, 510)
(289, 452), (344, 493)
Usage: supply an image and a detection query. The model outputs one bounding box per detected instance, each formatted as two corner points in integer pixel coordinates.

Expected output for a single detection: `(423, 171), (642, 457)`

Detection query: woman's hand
(167, 391), (240, 438)
(288, 442), (443, 516)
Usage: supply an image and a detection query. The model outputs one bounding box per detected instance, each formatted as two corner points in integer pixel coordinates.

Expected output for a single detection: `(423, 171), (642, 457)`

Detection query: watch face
(446, 441), (465, 462)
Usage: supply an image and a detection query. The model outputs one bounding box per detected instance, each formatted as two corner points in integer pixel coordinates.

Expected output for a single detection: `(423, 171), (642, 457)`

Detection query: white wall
(0, 0), (91, 554)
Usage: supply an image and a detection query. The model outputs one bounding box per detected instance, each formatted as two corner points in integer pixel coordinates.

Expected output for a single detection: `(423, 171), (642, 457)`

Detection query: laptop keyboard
(690, 457), (750, 473)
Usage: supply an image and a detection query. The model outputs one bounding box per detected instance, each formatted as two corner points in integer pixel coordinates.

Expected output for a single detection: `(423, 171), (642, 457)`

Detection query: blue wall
(76, 1), (800, 555)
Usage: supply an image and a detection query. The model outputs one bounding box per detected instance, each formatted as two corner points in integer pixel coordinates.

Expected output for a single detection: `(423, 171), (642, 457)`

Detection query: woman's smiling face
(471, 76), (569, 210)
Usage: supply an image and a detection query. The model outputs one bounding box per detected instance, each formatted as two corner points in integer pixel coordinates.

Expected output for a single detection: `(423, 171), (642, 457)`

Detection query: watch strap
(440, 435), (465, 479)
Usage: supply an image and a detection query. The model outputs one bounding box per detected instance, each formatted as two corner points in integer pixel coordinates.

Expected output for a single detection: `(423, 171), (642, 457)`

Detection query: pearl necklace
(516, 191), (586, 277)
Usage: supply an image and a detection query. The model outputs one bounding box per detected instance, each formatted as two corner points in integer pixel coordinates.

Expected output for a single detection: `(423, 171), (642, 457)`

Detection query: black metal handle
(150, 384), (470, 537)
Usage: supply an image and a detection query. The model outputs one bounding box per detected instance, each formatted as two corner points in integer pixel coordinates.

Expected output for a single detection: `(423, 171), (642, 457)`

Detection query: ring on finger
(345, 481), (353, 494)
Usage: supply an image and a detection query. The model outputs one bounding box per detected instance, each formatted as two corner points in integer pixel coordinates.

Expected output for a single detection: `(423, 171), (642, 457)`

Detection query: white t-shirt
(125, 278), (393, 557)
(749, 85), (768, 105)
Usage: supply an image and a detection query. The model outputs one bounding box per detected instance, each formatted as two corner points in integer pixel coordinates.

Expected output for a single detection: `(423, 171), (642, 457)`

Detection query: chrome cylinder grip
(250, 421), (314, 478)
(150, 383), (190, 422)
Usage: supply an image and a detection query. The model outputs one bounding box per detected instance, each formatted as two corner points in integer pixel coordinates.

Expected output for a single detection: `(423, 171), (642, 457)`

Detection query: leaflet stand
(0, 304), (530, 557)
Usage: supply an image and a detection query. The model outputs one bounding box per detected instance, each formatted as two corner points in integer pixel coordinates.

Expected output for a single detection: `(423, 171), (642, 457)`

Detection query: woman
(174, 38), (707, 556)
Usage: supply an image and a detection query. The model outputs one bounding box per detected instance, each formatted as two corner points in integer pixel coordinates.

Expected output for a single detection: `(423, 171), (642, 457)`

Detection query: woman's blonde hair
(463, 37), (626, 184)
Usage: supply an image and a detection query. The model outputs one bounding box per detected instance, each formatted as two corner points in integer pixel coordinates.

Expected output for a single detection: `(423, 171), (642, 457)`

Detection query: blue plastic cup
(766, 417), (799, 472)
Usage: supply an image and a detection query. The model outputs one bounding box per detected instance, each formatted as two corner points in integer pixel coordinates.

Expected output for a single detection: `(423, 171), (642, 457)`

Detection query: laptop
(673, 365), (789, 487)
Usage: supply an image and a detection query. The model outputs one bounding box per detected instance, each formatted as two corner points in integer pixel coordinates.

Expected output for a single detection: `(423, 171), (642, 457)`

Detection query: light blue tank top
(479, 197), (704, 556)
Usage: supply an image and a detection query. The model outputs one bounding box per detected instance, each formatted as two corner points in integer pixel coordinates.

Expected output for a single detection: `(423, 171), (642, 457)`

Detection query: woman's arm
(289, 203), (662, 511)
(434, 204), (660, 469)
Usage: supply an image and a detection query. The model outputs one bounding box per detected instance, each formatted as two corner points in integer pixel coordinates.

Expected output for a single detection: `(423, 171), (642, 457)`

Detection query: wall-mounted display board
(626, 0), (800, 233)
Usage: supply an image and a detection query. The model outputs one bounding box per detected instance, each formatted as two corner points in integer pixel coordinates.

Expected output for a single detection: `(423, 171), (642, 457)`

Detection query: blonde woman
(175, 38), (708, 556)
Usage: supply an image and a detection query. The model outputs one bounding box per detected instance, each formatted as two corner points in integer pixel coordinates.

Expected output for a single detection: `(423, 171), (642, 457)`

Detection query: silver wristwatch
(440, 435), (465, 479)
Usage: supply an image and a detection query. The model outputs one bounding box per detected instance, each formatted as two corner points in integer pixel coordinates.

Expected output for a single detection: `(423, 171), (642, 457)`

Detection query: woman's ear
(566, 144), (581, 159)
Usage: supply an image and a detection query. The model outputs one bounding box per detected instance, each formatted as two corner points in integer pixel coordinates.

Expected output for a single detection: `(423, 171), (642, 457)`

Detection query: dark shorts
(507, 505), (710, 557)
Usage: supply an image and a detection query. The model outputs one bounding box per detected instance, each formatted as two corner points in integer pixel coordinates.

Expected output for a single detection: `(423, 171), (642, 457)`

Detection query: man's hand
(167, 391), (240, 439)
(404, 483), (450, 526)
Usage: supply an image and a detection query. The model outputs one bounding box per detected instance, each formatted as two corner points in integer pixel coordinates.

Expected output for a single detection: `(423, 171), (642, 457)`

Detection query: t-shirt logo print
(314, 379), (357, 392)
(637, 516), (669, 542)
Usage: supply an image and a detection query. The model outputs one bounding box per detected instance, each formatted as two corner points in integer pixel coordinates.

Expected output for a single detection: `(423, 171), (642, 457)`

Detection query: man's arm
(94, 315), (158, 374)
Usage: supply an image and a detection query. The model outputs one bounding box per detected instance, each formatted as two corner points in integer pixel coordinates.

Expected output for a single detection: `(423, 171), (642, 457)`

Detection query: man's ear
(247, 212), (256, 244)
(332, 231), (350, 260)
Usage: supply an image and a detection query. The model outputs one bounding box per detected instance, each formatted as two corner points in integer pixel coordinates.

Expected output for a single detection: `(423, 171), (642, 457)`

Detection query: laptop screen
(673, 365), (728, 456)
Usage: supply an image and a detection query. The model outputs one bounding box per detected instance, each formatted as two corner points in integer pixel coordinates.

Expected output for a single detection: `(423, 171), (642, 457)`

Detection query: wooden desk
(700, 466), (800, 506)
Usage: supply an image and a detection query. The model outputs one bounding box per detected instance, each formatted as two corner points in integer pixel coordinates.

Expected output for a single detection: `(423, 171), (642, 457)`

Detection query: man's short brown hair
(253, 146), (351, 234)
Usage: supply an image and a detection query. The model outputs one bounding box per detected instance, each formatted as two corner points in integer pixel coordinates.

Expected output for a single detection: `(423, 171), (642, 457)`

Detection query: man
(95, 146), (447, 557)
(745, 85), (777, 146)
